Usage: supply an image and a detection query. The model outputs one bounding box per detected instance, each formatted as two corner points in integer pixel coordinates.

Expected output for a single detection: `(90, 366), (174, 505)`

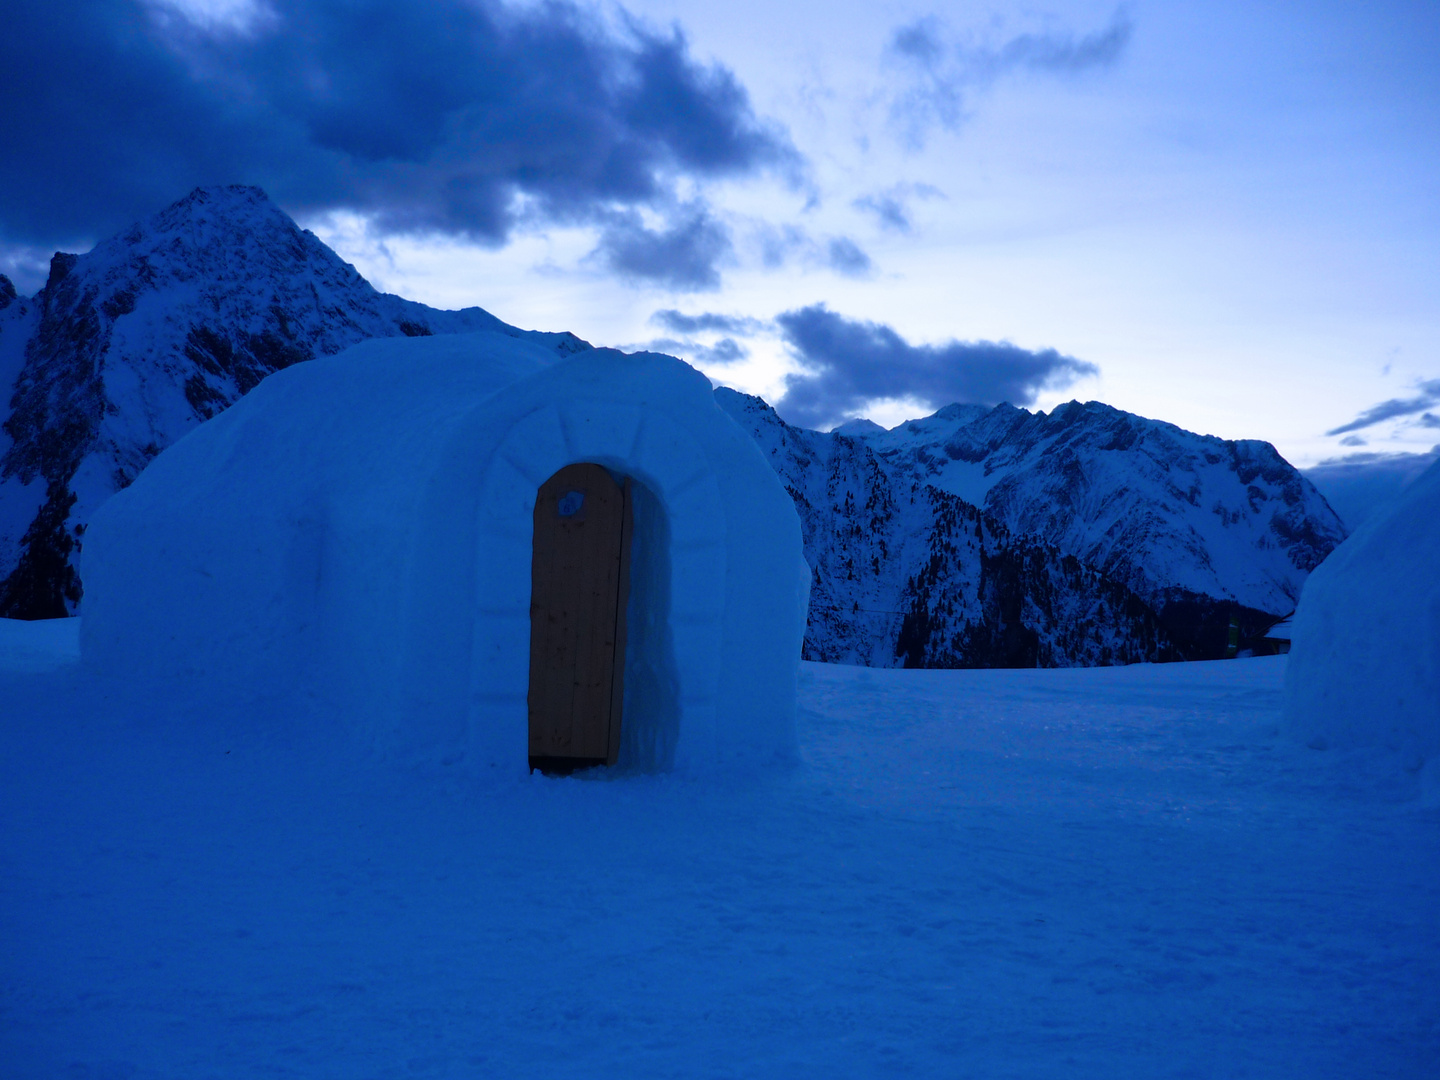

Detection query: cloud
(854, 194), (912, 233)
(853, 183), (944, 234)
(643, 336), (748, 366)
(1339, 434), (1367, 447)
(0, 0), (796, 280)
(1312, 448), (1440, 468)
(1419, 412), (1440, 429)
(887, 8), (1133, 144)
(753, 223), (810, 268)
(742, 223), (874, 277)
(144, 0), (276, 36)
(650, 309), (767, 336)
(891, 17), (949, 67)
(1325, 378), (1440, 435)
(593, 206), (731, 290)
(0, 245), (52, 297)
(989, 14), (1133, 75)
(774, 304), (1097, 429)
(826, 237), (873, 277)
(1304, 445), (1440, 530)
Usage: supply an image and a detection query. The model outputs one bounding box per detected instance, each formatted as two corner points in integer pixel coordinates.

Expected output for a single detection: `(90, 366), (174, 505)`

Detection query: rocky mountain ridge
(717, 389), (1347, 663)
(717, 390), (1177, 667)
(0, 185), (588, 618)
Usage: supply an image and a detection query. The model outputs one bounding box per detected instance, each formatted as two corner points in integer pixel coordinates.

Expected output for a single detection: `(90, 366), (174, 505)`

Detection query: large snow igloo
(1284, 455), (1440, 792)
(80, 332), (809, 775)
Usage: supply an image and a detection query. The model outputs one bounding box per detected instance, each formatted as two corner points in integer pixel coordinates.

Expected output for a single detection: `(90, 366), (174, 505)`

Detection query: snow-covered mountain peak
(830, 417), (886, 438)
(722, 388), (1345, 661)
(0, 186), (589, 618)
(885, 397), (1342, 614)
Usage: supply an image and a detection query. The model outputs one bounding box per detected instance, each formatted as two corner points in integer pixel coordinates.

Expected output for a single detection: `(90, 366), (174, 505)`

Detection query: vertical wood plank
(527, 463), (628, 766)
(606, 479), (633, 766)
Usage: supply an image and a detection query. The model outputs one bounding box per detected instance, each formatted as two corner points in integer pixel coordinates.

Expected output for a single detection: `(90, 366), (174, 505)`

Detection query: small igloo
(1284, 455), (1440, 790)
(80, 333), (809, 774)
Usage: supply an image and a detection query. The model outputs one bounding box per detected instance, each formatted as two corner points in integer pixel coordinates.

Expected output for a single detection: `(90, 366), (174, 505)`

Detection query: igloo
(80, 332), (809, 775)
(1284, 455), (1440, 785)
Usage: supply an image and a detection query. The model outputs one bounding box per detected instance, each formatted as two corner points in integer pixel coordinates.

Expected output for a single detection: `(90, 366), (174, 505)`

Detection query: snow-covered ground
(2, 627), (1436, 1078)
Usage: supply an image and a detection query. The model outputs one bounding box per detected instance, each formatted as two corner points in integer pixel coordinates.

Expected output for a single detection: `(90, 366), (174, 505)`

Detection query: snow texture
(3, 628), (1437, 1077)
(1285, 456), (1440, 797)
(0, 615), (79, 673)
(80, 334), (808, 774)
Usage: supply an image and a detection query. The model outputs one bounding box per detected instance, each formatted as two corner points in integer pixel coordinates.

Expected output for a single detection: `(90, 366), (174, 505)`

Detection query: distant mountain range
(0, 186), (1349, 666)
(719, 391), (1346, 664)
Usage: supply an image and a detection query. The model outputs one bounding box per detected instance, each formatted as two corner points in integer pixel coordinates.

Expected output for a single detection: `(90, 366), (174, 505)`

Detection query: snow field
(0, 615), (78, 673)
(2, 645), (1437, 1078)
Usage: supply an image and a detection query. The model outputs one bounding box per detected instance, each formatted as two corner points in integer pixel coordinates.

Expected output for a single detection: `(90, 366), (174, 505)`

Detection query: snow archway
(79, 333), (808, 777)
(464, 400), (730, 774)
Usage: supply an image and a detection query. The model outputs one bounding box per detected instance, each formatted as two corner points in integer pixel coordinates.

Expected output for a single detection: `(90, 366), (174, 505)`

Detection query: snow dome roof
(1284, 456), (1440, 790)
(80, 332), (809, 775)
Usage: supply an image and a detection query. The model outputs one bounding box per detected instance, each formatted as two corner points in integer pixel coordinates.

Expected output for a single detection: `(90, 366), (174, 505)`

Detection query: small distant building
(80, 333), (809, 776)
(1257, 613), (1294, 655)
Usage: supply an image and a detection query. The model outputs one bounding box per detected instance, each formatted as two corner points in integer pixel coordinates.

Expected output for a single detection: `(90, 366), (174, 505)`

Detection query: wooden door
(528, 463), (632, 770)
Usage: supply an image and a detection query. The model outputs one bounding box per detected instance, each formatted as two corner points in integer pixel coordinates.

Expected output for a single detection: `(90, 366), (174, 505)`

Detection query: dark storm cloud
(1325, 379), (1440, 435)
(888, 8), (1133, 142)
(643, 335), (748, 366)
(774, 304), (1097, 429)
(650, 309), (767, 336)
(0, 0), (795, 288)
(594, 206), (732, 291)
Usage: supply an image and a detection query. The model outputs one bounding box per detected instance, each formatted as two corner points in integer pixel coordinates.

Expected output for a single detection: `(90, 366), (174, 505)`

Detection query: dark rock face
(4, 253), (109, 493)
(0, 185), (590, 618)
(0, 481), (81, 620)
(895, 489), (1174, 668)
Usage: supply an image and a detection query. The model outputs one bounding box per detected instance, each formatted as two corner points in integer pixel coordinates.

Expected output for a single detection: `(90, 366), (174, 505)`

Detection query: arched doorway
(528, 463), (633, 773)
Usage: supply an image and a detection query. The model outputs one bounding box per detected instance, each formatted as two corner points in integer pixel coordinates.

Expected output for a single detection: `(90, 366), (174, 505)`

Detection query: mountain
(717, 391), (1347, 663)
(717, 390), (1176, 668)
(0, 186), (589, 618)
(1, 184), (1346, 667)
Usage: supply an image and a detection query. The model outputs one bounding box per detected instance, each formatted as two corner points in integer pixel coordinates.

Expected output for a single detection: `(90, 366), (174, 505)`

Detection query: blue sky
(3, 0), (1437, 465)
